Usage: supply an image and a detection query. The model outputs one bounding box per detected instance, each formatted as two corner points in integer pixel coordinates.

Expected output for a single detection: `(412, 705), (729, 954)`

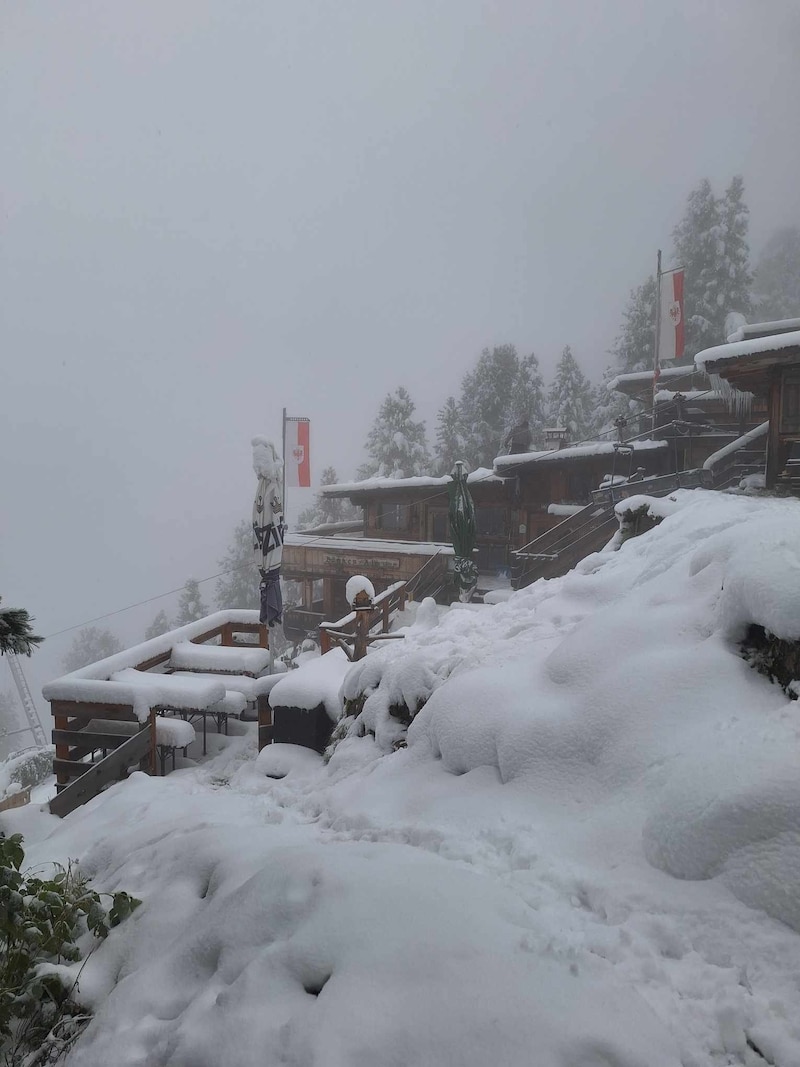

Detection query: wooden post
(382, 597), (390, 633)
(398, 585), (407, 613)
(258, 624), (269, 649)
(220, 622), (234, 646)
(353, 610), (369, 661)
(148, 710), (157, 776)
(319, 627), (332, 655)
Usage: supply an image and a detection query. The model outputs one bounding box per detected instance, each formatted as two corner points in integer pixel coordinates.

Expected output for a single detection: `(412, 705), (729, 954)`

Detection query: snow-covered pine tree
(591, 364), (636, 438)
(358, 387), (431, 479)
(62, 627), (122, 672)
(297, 467), (358, 530)
(546, 347), (595, 443)
(174, 579), (208, 626)
(144, 609), (171, 641)
(0, 598), (43, 657)
(672, 178), (752, 357)
(609, 276), (656, 374)
(719, 175), (753, 326)
(434, 396), (467, 475)
(214, 521), (260, 610)
(508, 352), (547, 448)
(753, 226), (800, 321)
(457, 345), (547, 468)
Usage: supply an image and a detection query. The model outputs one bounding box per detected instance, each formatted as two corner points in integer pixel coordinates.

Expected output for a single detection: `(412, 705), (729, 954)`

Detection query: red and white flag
(659, 268), (685, 362)
(284, 417), (311, 488)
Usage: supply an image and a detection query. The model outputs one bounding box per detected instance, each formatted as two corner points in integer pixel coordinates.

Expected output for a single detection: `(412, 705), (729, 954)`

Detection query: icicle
(708, 372), (753, 418)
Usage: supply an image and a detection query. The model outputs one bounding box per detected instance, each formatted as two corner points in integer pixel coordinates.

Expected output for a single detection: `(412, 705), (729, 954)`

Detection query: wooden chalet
(319, 471), (513, 576)
(609, 363), (769, 471)
(281, 531), (452, 634)
(696, 320), (800, 490)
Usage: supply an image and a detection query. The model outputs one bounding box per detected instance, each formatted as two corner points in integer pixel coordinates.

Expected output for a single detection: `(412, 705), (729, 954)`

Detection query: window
(780, 371), (800, 434)
(377, 503), (409, 531)
(475, 506), (506, 537)
(428, 508), (449, 542)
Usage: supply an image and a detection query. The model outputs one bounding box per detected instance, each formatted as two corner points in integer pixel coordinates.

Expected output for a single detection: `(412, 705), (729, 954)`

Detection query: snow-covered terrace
(43, 610), (267, 723)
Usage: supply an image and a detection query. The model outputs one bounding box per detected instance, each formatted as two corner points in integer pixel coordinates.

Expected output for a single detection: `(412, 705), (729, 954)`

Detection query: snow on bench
(154, 716), (196, 748)
(170, 642), (272, 677)
(168, 671), (285, 703)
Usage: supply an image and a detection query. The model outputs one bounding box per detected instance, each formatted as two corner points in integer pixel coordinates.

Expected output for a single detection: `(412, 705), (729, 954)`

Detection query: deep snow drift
(6, 490), (800, 1066)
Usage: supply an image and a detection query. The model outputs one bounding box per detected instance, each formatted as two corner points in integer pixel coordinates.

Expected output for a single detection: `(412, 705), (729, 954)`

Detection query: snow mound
(30, 776), (678, 1067)
(269, 648), (350, 721)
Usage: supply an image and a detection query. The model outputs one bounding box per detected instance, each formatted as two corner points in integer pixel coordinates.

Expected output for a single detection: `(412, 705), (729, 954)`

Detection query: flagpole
(281, 406), (287, 523)
(652, 249), (662, 434)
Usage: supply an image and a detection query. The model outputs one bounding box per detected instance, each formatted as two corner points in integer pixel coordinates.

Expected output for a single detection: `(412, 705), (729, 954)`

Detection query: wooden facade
(700, 330), (800, 490)
(281, 534), (452, 634)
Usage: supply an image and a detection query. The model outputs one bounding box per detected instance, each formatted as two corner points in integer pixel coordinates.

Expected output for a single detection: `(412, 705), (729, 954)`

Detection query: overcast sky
(2, 0), (800, 701)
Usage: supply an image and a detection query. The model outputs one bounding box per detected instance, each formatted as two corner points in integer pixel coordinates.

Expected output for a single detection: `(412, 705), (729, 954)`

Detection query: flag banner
(659, 268), (685, 362)
(285, 417), (311, 488)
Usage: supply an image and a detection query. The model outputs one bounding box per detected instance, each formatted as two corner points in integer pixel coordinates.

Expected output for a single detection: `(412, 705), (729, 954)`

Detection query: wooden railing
(45, 611), (269, 816)
(318, 581), (407, 660)
(49, 724), (152, 818)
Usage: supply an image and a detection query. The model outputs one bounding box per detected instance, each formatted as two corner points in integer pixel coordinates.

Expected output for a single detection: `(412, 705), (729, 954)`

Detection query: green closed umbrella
(447, 461), (478, 602)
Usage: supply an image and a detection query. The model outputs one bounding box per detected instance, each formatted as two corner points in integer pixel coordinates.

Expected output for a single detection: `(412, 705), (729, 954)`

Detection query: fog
(2, 0), (800, 708)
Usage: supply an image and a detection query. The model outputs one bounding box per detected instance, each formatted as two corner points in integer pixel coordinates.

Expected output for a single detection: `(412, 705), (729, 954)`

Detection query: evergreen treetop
(753, 226), (800, 322)
(0, 599), (43, 658)
(546, 346), (595, 443)
(358, 387), (430, 480)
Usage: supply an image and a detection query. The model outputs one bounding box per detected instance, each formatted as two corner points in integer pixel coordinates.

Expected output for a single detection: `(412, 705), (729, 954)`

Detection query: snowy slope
(6, 490), (800, 1066)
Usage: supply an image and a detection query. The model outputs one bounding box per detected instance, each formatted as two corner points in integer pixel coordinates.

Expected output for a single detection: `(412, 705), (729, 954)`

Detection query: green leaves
(0, 832), (141, 1063)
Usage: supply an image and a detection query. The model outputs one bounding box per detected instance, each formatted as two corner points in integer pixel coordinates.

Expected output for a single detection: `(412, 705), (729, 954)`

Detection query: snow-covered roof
(606, 365), (697, 392)
(493, 438), (667, 471)
(695, 329), (800, 371)
(286, 534), (454, 556)
(320, 468), (500, 497)
(727, 318), (800, 342)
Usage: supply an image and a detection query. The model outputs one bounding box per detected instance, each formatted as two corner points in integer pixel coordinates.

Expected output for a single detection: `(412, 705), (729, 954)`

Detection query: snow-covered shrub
(0, 748), (54, 797)
(741, 623), (800, 696)
(0, 833), (140, 1065)
(328, 599), (460, 755)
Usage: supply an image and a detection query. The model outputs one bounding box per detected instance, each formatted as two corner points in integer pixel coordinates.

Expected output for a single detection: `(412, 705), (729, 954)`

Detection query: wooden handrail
(49, 726), (152, 818)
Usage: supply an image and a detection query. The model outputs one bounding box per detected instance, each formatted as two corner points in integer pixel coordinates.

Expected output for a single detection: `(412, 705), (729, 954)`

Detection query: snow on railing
(702, 421), (769, 471)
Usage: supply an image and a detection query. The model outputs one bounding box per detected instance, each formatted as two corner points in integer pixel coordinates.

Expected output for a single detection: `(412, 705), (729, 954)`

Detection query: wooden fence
(47, 614), (268, 816)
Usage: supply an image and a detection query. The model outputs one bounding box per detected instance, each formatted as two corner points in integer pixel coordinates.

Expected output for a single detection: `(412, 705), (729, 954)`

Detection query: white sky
(2, 0), (800, 698)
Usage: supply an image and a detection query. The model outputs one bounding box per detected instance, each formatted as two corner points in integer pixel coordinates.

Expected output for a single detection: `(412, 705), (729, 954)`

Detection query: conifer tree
(297, 467), (358, 530)
(672, 177), (753, 357)
(62, 627), (122, 672)
(719, 175), (753, 323)
(591, 365), (636, 438)
(214, 521), (260, 609)
(434, 396), (467, 474)
(456, 345), (547, 468)
(546, 347), (595, 442)
(174, 579), (208, 626)
(358, 387), (430, 479)
(144, 609), (171, 641)
(609, 276), (656, 374)
(753, 226), (800, 321)
(0, 598), (43, 657)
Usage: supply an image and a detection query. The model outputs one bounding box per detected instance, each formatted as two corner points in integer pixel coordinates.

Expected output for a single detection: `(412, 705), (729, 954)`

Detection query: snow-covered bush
(329, 598), (460, 754)
(0, 834), (140, 1066)
(0, 747), (53, 799)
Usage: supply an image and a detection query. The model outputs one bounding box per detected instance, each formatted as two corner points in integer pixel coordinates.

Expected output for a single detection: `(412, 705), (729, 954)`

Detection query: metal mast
(5, 654), (48, 749)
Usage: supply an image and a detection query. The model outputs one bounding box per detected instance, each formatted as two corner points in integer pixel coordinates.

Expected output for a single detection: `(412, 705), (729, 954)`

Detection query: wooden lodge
(281, 531), (452, 637)
(696, 320), (800, 491)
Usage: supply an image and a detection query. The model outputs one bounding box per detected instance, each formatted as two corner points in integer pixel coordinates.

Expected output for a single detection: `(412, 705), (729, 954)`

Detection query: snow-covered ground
(5, 489), (800, 1066)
